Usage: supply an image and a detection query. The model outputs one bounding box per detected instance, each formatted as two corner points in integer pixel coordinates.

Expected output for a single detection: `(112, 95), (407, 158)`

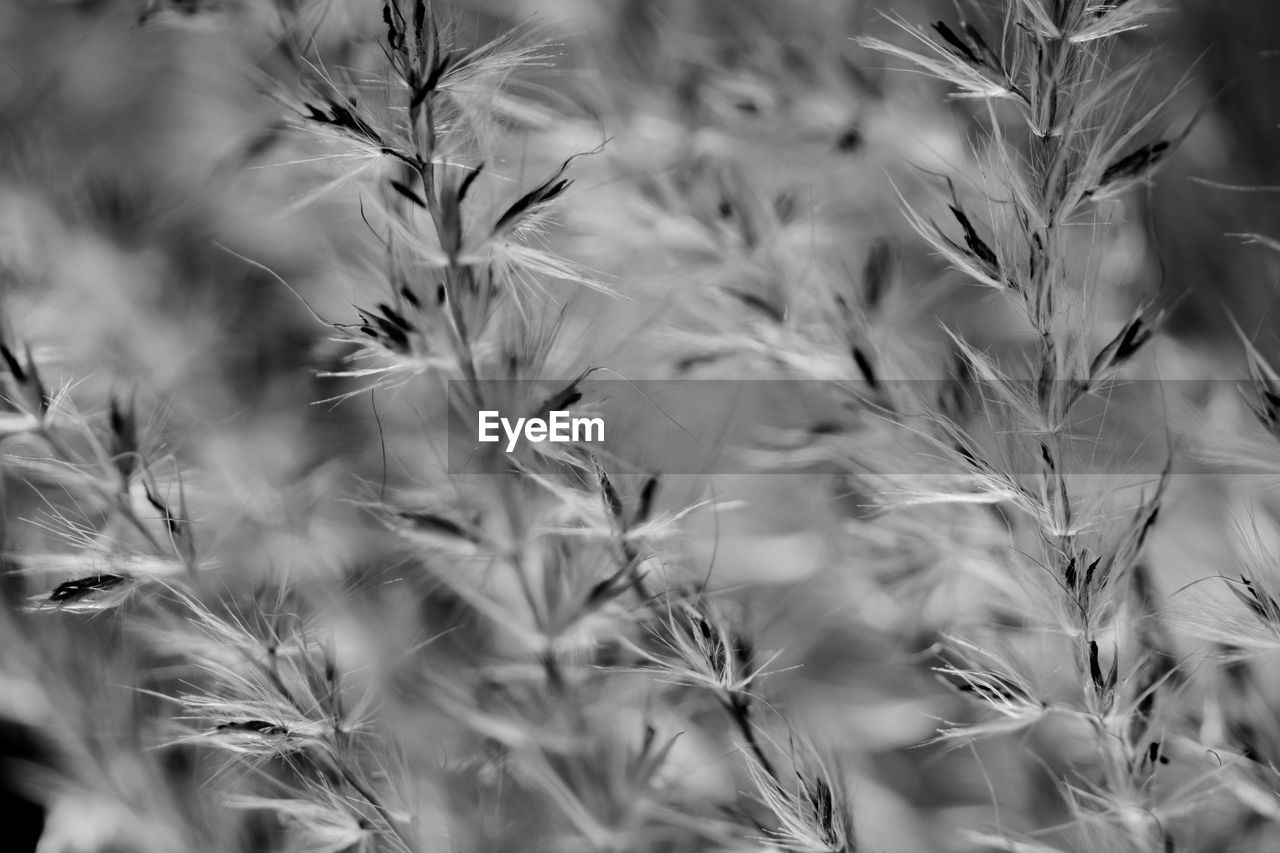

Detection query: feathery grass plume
(861, 0), (1197, 846)
(283, 3), (609, 404)
(154, 583), (419, 851)
(0, 354), (208, 602)
(267, 9), (768, 847)
(931, 634), (1051, 742)
(227, 793), (374, 853)
(1174, 507), (1280, 653)
(620, 584), (861, 846)
(742, 733), (855, 853)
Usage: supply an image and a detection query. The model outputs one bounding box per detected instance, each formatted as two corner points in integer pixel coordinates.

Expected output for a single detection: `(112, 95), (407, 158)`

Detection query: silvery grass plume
(256, 5), (852, 849)
(742, 734), (855, 853)
(149, 583), (424, 853)
(1173, 507), (1280, 654)
(931, 635), (1053, 743)
(267, 2), (612, 400)
(858, 0), (1204, 848)
(0, 355), (203, 613)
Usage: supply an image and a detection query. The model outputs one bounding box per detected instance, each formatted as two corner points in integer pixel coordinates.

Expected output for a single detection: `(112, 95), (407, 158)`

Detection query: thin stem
(725, 693), (778, 782)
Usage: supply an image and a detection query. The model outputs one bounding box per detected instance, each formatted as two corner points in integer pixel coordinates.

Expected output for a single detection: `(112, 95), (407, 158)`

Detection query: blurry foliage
(0, 1), (1278, 853)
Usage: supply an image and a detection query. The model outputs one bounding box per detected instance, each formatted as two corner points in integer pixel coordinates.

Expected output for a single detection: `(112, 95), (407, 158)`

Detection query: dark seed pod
(217, 720), (287, 736)
(48, 574), (126, 603)
(933, 22), (980, 66)
(949, 205), (999, 269)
